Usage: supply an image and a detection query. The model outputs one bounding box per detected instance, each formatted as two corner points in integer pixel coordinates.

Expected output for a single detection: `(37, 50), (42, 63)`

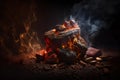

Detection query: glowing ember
(37, 49), (47, 56)
(43, 19), (87, 64)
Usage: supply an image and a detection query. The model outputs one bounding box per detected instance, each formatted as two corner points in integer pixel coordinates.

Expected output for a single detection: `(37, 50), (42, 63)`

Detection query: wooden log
(44, 20), (87, 63)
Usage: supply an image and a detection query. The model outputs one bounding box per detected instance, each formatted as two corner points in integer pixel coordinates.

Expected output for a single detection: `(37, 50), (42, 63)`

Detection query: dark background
(0, 0), (120, 80)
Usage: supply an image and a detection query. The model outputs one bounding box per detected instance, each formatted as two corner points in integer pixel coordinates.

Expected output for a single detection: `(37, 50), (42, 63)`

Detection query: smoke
(71, 0), (120, 50)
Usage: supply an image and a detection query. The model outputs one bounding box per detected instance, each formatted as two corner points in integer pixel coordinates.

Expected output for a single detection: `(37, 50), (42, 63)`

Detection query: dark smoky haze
(71, 0), (120, 51)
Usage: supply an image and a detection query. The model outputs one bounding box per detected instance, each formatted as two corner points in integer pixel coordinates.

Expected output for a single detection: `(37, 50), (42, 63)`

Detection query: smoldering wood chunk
(44, 27), (87, 54)
(44, 27), (81, 51)
(44, 27), (82, 52)
(57, 48), (76, 64)
(45, 53), (59, 64)
(45, 26), (80, 39)
(44, 21), (87, 63)
(86, 47), (102, 57)
(73, 42), (87, 59)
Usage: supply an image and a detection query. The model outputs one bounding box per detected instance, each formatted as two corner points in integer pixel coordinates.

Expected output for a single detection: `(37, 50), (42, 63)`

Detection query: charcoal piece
(89, 60), (97, 65)
(57, 48), (76, 64)
(35, 54), (44, 63)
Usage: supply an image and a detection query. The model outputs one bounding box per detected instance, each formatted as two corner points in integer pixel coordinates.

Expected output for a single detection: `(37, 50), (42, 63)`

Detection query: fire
(19, 22), (41, 54)
(11, 19), (87, 64)
(42, 19), (87, 64)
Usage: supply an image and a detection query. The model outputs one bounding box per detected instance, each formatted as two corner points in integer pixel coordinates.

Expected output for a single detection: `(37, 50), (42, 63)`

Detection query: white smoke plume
(71, 0), (120, 50)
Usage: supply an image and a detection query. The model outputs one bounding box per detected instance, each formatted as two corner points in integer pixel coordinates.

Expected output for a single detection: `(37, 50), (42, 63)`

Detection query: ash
(1, 55), (119, 80)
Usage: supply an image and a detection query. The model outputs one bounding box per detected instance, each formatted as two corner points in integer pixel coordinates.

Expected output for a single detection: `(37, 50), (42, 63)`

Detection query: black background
(0, 0), (120, 80)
